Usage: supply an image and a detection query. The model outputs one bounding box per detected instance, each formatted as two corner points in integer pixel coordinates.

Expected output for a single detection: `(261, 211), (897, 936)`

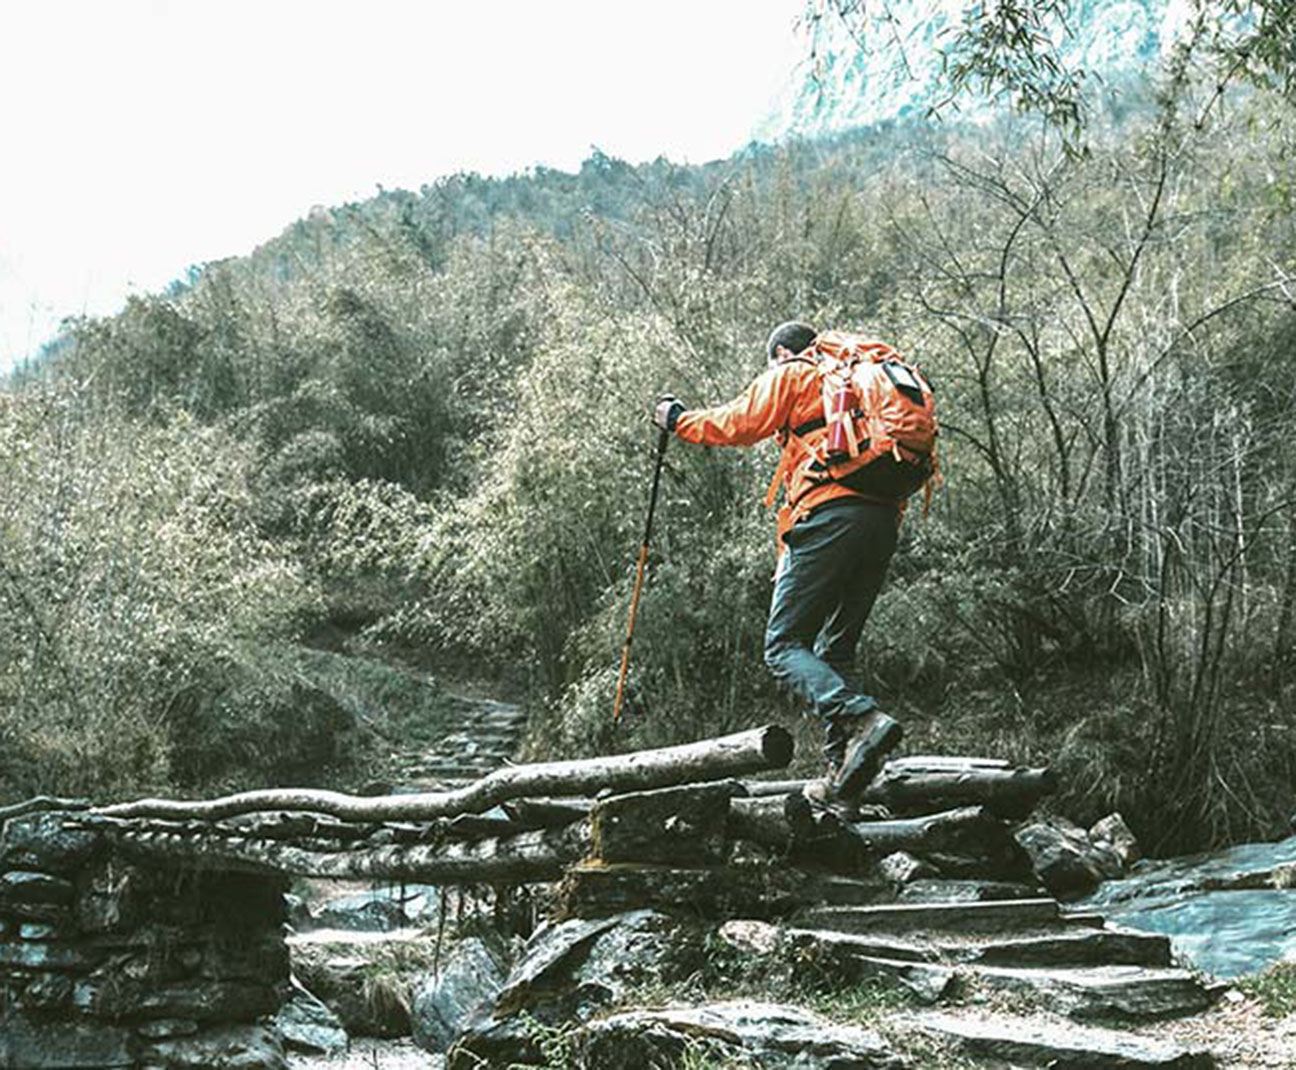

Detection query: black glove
(653, 394), (685, 432)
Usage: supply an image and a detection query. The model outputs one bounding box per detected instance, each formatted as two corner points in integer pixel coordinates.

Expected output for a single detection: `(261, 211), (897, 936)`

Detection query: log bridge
(0, 724), (1132, 1069)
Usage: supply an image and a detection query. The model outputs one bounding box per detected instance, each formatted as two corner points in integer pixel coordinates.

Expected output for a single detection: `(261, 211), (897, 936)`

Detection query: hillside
(1, 60), (1294, 857)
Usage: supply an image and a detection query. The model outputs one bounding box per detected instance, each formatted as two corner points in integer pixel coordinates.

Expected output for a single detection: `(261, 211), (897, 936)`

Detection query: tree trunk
(861, 764), (1056, 818)
(0, 796), (91, 823)
(73, 814), (590, 885)
(728, 792), (816, 850)
(841, 806), (1011, 857)
(94, 725), (794, 823)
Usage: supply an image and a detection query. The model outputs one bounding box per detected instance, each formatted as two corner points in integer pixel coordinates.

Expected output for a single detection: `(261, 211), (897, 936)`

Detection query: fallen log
(843, 806), (1011, 857)
(862, 763), (1056, 818)
(739, 779), (810, 798)
(92, 725), (794, 823)
(501, 797), (593, 827)
(70, 814), (590, 885)
(0, 796), (91, 823)
(728, 792), (816, 851)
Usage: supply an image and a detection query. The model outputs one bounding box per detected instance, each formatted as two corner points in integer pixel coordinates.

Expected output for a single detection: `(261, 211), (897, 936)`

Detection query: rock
(1090, 812), (1141, 870)
(578, 1000), (907, 1068)
(76, 859), (149, 933)
(955, 927), (1173, 969)
(0, 812), (100, 874)
(71, 977), (283, 1021)
(138, 1023), (287, 1069)
(491, 913), (638, 1015)
(0, 870), (75, 904)
(716, 918), (781, 956)
(288, 939), (416, 1039)
(897, 878), (1041, 902)
(19, 973), (73, 1012)
(571, 909), (705, 998)
(878, 851), (938, 884)
(970, 963), (1216, 1020)
(495, 909), (704, 1019)
(411, 937), (507, 1052)
(0, 1011), (134, 1068)
(310, 892), (413, 933)
(796, 897), (1061, 934)
(274, 980), (348, 1055)
(1016, 818), (1123, 899)
(781, 929), (955, 1002)
(453, 910), (709, 1065)
(136, 1018), (201, 1039)
(0, 939), (103, 971)
(918, 1011), (1215, 1068)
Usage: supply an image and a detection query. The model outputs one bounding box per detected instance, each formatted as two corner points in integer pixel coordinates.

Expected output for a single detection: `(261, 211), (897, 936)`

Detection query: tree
(804, 0), (1296, 147)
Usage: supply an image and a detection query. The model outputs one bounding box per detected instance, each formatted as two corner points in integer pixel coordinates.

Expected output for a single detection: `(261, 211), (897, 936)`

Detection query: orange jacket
(674, 359), (899, 543)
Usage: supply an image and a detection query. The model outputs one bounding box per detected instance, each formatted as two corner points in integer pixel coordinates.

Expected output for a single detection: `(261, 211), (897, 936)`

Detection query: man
(653, 321), (904, 805)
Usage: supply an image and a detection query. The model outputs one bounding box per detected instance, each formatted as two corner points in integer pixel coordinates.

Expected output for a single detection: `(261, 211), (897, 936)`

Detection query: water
(1079, 834), (1296, 979)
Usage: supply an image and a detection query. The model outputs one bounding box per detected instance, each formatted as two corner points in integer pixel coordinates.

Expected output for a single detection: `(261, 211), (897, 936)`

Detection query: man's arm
(669, 365), (801, 448)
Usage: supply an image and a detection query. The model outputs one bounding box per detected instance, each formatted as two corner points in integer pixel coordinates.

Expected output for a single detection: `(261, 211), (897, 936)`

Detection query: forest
(2, 60), (1293, 858)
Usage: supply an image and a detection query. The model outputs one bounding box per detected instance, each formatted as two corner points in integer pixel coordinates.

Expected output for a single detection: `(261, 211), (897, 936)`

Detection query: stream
(1079, 832), (1296, 979)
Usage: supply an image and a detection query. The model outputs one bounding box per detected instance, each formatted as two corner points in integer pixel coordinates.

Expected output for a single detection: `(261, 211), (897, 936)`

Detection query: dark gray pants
(763, 498), (898, 731)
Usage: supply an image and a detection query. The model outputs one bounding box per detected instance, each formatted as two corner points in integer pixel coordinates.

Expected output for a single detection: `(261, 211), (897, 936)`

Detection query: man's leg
(815, 504), (899, 682)
(765, 500), (904, 801)
(764, 501), (876, 721)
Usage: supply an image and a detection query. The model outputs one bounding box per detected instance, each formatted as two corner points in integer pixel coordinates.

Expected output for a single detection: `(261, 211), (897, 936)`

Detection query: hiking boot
(822, 701), (879, 766)
(829, 710), (903, 801)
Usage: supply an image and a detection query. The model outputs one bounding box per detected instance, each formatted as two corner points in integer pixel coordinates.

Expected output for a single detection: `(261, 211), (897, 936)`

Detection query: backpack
(767, 330), (939, 508)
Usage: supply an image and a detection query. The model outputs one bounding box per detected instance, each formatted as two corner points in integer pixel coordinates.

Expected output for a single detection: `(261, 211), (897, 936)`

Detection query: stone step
(916, 1011), (1215, 1068)
(430, 720), (520, 735)
(952, 927), (1173, 969)
(409, 761), (507, 778)
(898, 879), (1044, 903)
(440, 698), (525, 721)
(795, 898), (1062, 935)
(968, 963), (1216, 1021)
(784, 923), (1172, 971)
(784, 926), (939, 964)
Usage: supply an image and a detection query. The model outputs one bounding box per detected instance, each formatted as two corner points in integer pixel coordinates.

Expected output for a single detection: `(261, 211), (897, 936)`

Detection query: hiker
(654, 321), (935, 805)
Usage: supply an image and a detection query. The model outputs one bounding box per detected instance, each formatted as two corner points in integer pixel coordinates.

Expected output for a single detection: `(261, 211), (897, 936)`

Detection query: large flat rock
(951, 927), (1174, 968)
(916, 1011), (1215, 1068)
(970, 963), (1216, 1020)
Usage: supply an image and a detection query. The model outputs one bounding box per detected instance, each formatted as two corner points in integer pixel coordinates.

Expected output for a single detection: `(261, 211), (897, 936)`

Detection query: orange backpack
(767, 330), (939, 507)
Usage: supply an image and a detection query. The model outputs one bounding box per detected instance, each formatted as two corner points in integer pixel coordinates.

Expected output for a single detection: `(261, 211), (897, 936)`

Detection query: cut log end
(760, 726), (795, 769)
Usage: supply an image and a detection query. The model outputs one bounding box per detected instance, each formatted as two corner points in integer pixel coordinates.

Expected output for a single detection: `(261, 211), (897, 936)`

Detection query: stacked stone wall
(0, 812), (290, 1070)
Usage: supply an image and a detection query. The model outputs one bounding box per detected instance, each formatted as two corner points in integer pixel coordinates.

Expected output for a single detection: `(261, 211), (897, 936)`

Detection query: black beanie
(766, 321), (817, 362)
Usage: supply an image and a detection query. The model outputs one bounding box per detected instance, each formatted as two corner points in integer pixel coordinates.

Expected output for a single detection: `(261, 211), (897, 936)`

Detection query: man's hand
(653, 395), (684, 432)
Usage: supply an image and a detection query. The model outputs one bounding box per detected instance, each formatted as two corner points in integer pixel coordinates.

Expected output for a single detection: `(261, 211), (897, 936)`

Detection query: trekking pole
(612, 425), (670, 724)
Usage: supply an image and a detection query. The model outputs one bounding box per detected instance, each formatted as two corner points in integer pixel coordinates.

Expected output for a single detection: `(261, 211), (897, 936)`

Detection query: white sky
(0, 0), (806, 369)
